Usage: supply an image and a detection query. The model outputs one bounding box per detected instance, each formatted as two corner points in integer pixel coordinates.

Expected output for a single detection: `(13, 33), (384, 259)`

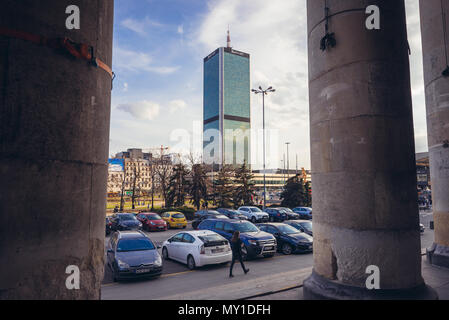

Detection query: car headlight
(117, 259), (129, 269)
(248, 240), (257, 245)
(150, 222), (155, 225)
(154, 255), (162, 266)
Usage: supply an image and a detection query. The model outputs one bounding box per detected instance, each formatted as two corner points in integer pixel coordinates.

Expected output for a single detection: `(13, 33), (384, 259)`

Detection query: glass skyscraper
(203, 35), (251, 168)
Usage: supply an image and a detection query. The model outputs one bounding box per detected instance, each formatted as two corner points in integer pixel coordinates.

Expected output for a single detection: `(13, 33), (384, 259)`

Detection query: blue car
(264, 208), (288, 222)
(106, 231), (163, 281)
(198, 218), (277, 260)
(292, 207), (312, 220)
(258, 223), (313, 255)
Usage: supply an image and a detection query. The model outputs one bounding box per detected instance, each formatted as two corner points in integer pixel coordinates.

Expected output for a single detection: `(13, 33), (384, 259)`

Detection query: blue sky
(110, 0), (427, 170)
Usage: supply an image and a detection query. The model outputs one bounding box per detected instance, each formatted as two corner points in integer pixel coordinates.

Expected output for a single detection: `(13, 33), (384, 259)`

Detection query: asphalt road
(102, 211), (435, 300)
(419, 209), (435, 250)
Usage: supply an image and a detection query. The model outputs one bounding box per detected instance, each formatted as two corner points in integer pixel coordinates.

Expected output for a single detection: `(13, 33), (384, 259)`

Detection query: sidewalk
(254, 256), (449, 300)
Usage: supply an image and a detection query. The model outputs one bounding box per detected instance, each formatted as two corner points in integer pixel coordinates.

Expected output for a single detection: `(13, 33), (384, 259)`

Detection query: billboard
(108, 159), (124, 172)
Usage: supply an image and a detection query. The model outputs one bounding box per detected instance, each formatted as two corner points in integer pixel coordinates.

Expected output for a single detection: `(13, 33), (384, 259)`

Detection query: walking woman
(229, 231), (249, 277)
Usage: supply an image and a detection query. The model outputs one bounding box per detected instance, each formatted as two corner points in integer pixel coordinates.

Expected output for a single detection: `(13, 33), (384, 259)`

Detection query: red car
(136, 212), (167, 232)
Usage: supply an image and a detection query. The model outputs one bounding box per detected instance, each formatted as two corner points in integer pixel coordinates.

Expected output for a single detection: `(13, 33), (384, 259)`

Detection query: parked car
(136, 212), (167, 232)
(284, 220), (313, 236)
(160, 212), (187, 229)
(111, 213), (143, 231)
(420, 223), (425, 233)
(162, 230), (232, 270)
(258, 223), (313, 255)
(264, 208), (288, 222)
(276, 207), (301, 220)
(194, 210), (221, 219)
(216, 208), (248, 220)
(105, 216), (113, 236)
(238, 206), (269, 223)
(192, 213), (229, 230)
(106, 231), (162, 281)
(198, 218), (276, 260)
(292, 207), (312, 220)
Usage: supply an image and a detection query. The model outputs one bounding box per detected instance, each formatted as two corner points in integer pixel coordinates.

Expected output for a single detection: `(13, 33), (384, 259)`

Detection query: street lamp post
(252, 86), (275, 211)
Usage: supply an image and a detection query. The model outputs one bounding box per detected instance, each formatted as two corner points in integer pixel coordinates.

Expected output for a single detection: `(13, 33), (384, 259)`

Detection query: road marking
(161, 270), (195, 278)
(102, 283), (117, 287)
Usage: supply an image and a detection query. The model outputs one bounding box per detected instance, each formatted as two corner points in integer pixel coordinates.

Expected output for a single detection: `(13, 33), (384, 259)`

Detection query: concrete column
(0, 0), (113, 299)
(303, 0), (436, 299)
(420, 0), (449, 268)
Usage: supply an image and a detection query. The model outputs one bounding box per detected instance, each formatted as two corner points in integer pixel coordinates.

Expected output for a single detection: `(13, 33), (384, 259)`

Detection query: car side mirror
(156, 244), (162, 249)
(168, 239), (172, 243)
(107, 249), (114, 254)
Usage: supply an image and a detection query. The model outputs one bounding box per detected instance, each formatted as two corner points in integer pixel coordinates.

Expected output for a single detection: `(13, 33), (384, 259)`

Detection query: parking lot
(101, 210), (435, 300)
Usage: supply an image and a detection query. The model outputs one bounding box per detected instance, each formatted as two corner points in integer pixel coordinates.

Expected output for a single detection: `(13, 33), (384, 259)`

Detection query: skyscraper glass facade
(203, 47), (251, 167)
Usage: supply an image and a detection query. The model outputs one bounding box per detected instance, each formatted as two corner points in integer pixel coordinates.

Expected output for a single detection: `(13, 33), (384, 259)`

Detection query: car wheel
(187, 255), (196, 270)
(282, 243), (293, 255)
(241, 245), (249, 261)
(251, 216), (256, 223)
(162, 247), (169, 260)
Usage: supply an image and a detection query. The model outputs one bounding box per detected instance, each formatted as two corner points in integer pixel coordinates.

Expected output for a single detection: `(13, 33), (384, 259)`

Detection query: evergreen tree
(233, 162), (256, 207)
(188, 163), (208, 210)
(166, 163), (189, 208)
(213, 165), (235, 208)
(304, 180), (312, 207)
(280, 174), (307, 208)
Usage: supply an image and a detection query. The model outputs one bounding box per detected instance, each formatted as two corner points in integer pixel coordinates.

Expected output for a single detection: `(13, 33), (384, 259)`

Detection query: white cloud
(169, 99), (187, 114)
(121, 17), (164, 36)
(123, 82), (128, 92)
(113, 47), (179, 74)
(406, 0), (428, 152)
(177, 25), (184, 35)
(117, 100), (161, 120)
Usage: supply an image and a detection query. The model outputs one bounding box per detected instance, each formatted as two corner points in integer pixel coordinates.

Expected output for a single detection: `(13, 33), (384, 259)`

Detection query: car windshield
(250, 207), (262, 212)
(233, 222), (259, 233)
(119, 214), (136, 221)
(117, 238), (155, 252)
(173, 213), (184, 219)
(207, 211), (221, 215)
(147, 214), (162, 220)
(280, 208), (294, 213)
(277, 224), (300, 235)
(300, 222), (312, 231)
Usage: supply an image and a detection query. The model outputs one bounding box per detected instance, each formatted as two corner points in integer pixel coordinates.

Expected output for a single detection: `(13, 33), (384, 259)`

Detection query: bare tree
(130, 166), (142, 210)
(107, 172), (126, 212)
(152, 146), (173, 208)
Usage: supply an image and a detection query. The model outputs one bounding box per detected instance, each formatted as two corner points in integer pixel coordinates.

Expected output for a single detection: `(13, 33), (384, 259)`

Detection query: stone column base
(427, 243), (449, 268)
(303, 270), (438, 300)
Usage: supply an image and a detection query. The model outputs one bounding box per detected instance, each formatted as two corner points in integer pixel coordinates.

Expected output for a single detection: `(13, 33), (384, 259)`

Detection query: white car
(238, 206), (269, 223)
(162, 230), (232, 270)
